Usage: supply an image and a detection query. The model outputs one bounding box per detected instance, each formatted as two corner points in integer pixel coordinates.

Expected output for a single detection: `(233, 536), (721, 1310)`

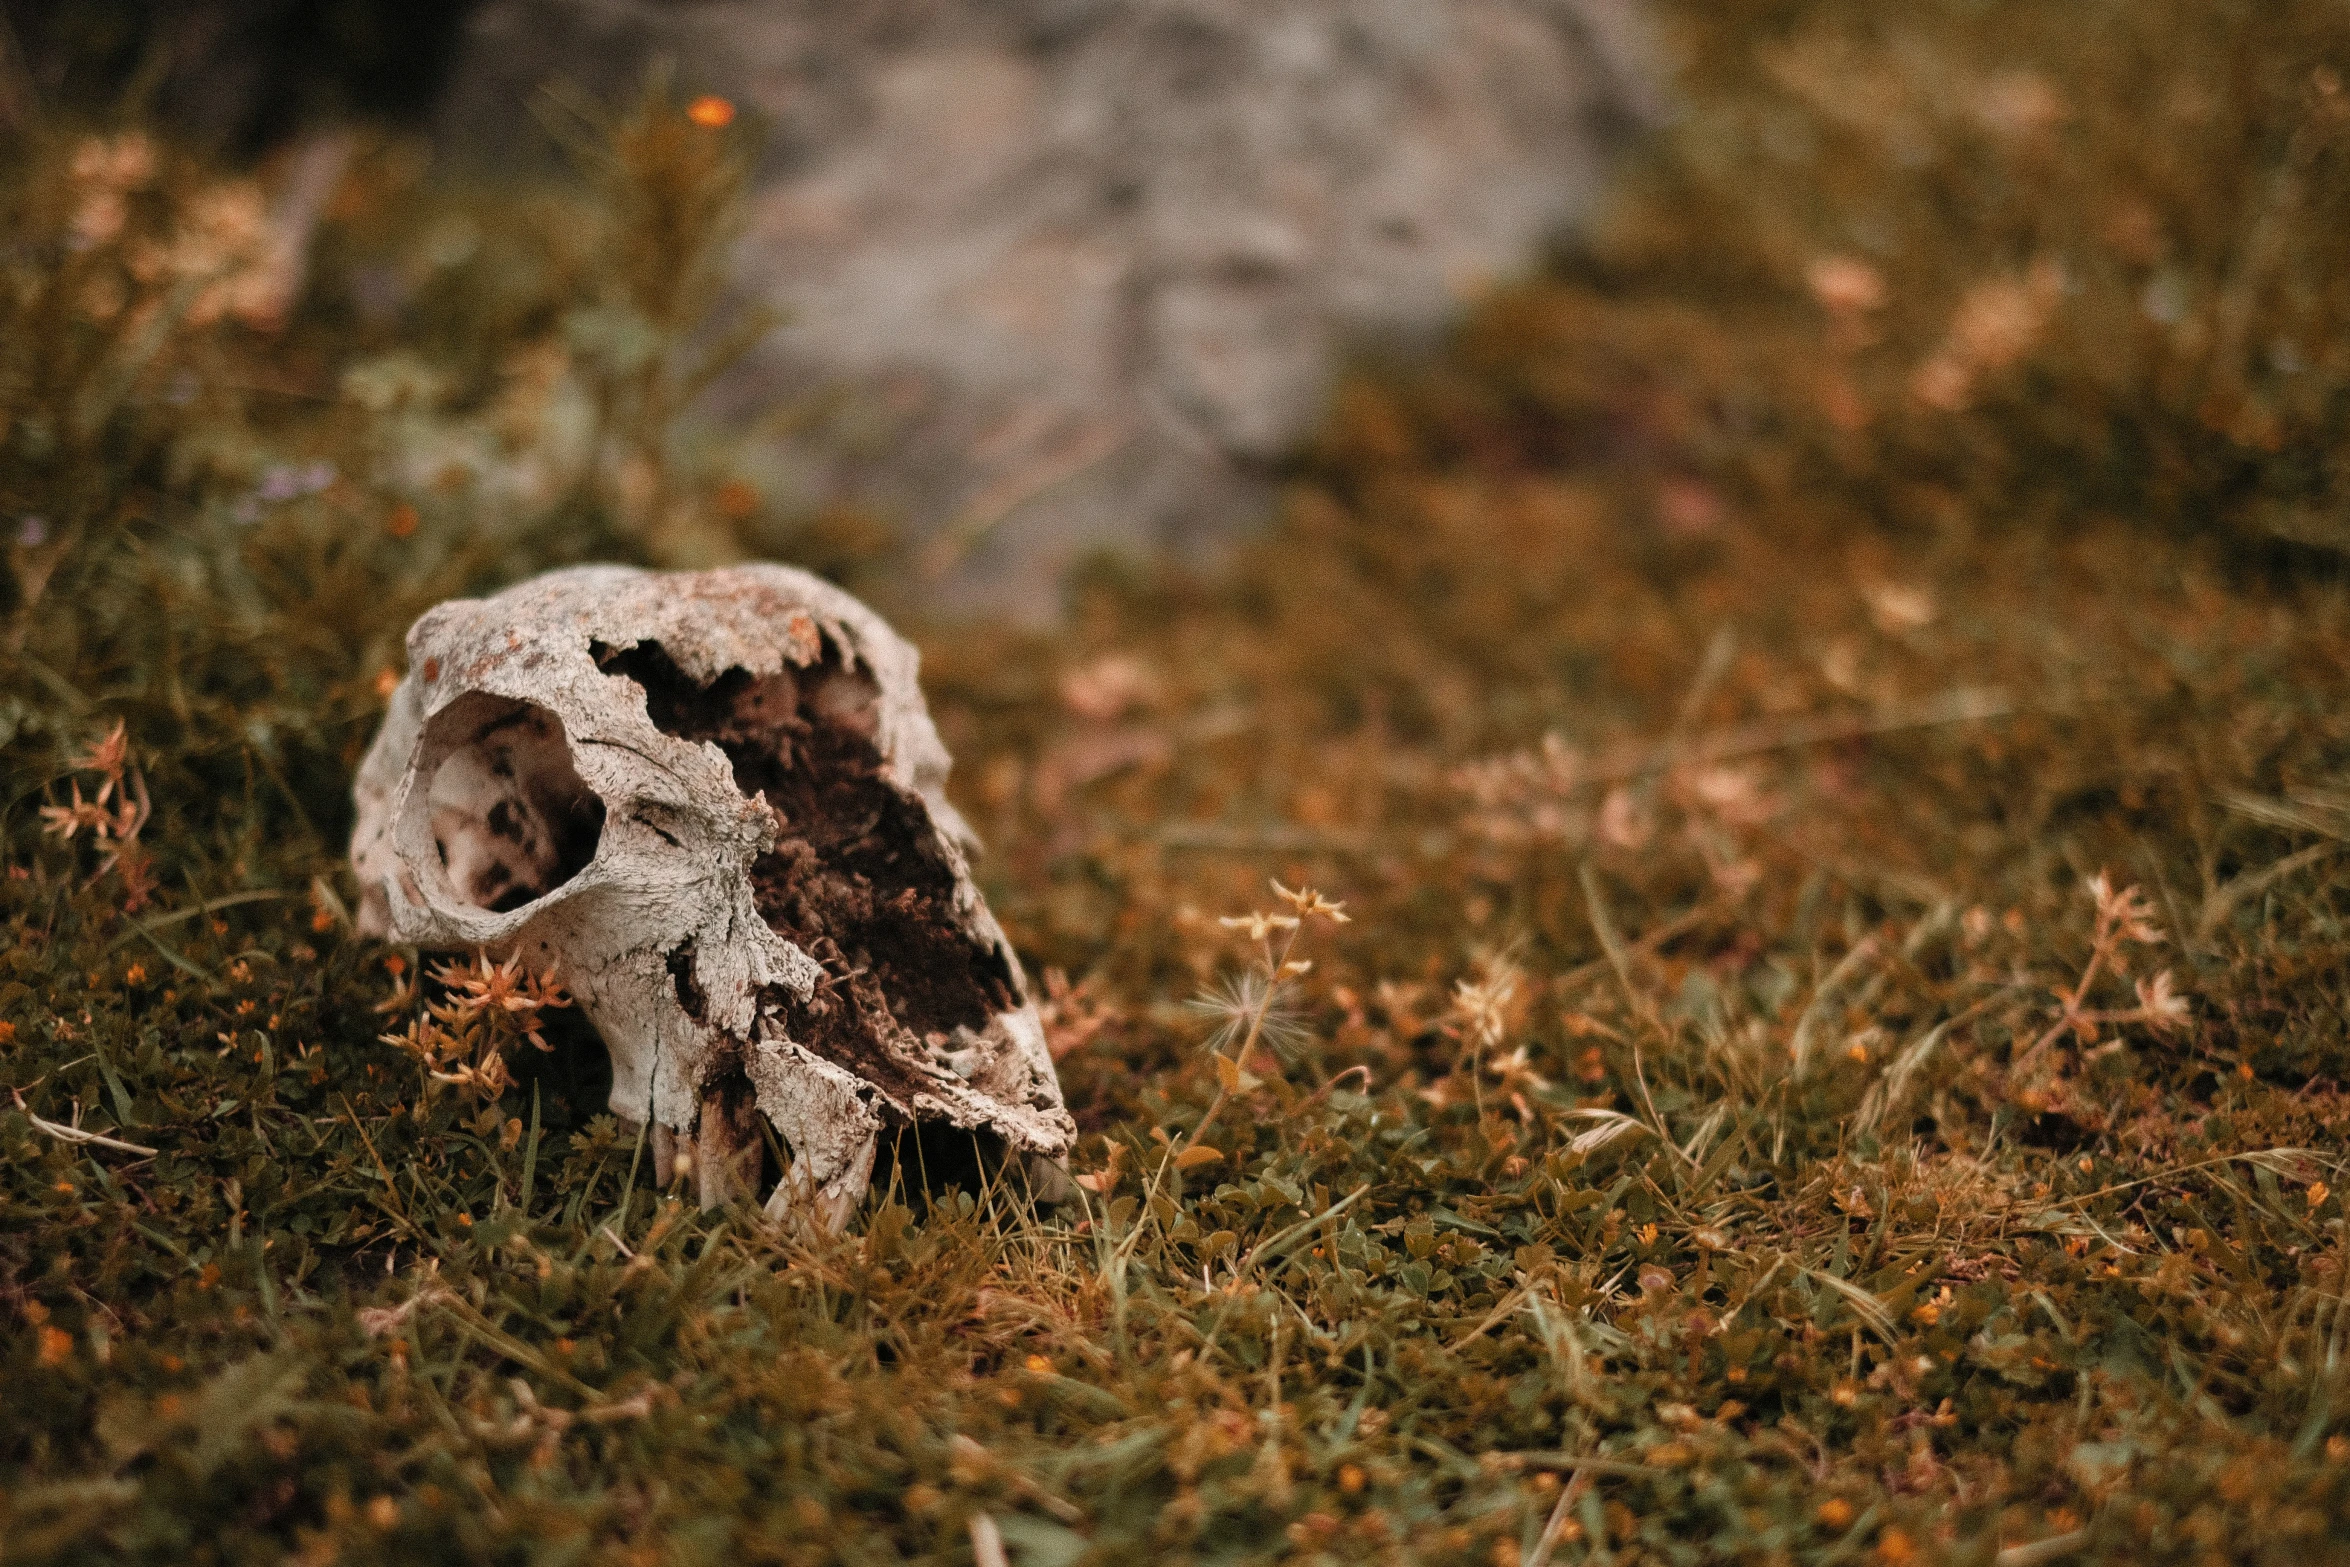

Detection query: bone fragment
(351, 564), (1074, 1230)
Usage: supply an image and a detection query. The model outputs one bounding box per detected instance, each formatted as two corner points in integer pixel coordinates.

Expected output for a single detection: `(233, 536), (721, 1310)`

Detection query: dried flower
(1974, 71), (2068, 138)
(1912, 259), (2065, 409)
(381, 950), (570, 1101)
(1270, 879), (1350, 924)
(1218, 911), (1299, 943)
(1863, 582), (1937, 634)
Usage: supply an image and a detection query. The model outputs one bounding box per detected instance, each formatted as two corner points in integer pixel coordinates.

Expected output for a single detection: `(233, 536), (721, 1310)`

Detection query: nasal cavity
(420, 694), (605, 913)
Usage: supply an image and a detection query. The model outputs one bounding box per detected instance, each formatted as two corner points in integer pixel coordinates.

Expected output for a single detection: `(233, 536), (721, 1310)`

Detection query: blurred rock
(438, 0), (1663, 615)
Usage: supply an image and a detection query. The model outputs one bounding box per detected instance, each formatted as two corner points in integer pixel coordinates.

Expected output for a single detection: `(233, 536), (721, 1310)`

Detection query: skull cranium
(350, 564), (1073, 1230)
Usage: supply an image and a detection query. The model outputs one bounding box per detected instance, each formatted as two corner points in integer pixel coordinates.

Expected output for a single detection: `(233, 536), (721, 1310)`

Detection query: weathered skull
(350, 564), (1073, 1230)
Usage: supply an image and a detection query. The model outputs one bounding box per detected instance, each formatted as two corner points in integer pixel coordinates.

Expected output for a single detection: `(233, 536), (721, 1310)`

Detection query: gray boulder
(438, 0), (1662, 614)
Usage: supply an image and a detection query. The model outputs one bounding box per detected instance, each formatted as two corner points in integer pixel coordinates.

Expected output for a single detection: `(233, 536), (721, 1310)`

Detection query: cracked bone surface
(350, 563), (1073, 1230)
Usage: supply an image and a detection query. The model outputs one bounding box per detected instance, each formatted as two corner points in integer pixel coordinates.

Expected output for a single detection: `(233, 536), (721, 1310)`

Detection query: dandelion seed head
(1186, 969), (1309, 1060)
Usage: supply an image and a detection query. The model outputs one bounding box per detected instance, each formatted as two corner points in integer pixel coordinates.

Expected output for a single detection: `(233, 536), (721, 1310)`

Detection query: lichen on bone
(350, 563), (1074, 1230)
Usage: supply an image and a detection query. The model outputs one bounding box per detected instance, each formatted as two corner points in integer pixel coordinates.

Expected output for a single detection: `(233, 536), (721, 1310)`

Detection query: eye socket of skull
(414, 692), (606, 913)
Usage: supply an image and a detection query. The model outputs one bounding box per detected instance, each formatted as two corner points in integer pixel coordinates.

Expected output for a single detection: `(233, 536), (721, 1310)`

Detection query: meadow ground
(5, 3), (2350, 1563)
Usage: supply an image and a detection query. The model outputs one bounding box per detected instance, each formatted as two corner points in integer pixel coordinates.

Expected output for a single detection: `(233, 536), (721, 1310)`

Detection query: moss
(6, 12), (2350, 1565)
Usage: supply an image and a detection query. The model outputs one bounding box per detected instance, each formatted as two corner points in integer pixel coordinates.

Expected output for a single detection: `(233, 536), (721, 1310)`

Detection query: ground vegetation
(4, 4), (2350, 1562)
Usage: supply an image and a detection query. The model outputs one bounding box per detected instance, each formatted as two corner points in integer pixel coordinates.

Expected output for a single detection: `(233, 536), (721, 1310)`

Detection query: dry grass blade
(2050, 1146), (2341, 1210)
(1527, 1467), (1593, 1567)
(1793, 1262), (1900, 1344)
(1788, 936), (1882, 1079)
(967, 1513), (1008, 1567)
(1235, 1182), (1371, 1276)
(19, 1111), (156, 1158)
(1577, 864), (1694, 1166)
(1564, 1108), (1652, 1156)
(2222, 790), (2350, 840)
(1856, 995), (2002, 1134)
(2198, 840), (2340, 939)
(1995, 1528), (2093, 1567)
(1594, 685), (2015, 785)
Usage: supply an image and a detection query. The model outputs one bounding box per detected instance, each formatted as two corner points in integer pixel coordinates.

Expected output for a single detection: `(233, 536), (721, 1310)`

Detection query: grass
(6, 3), (2350, 1563)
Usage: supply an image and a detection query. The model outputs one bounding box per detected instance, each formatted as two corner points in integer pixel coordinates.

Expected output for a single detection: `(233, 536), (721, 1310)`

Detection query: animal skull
(350, 563), (1074, 1230)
